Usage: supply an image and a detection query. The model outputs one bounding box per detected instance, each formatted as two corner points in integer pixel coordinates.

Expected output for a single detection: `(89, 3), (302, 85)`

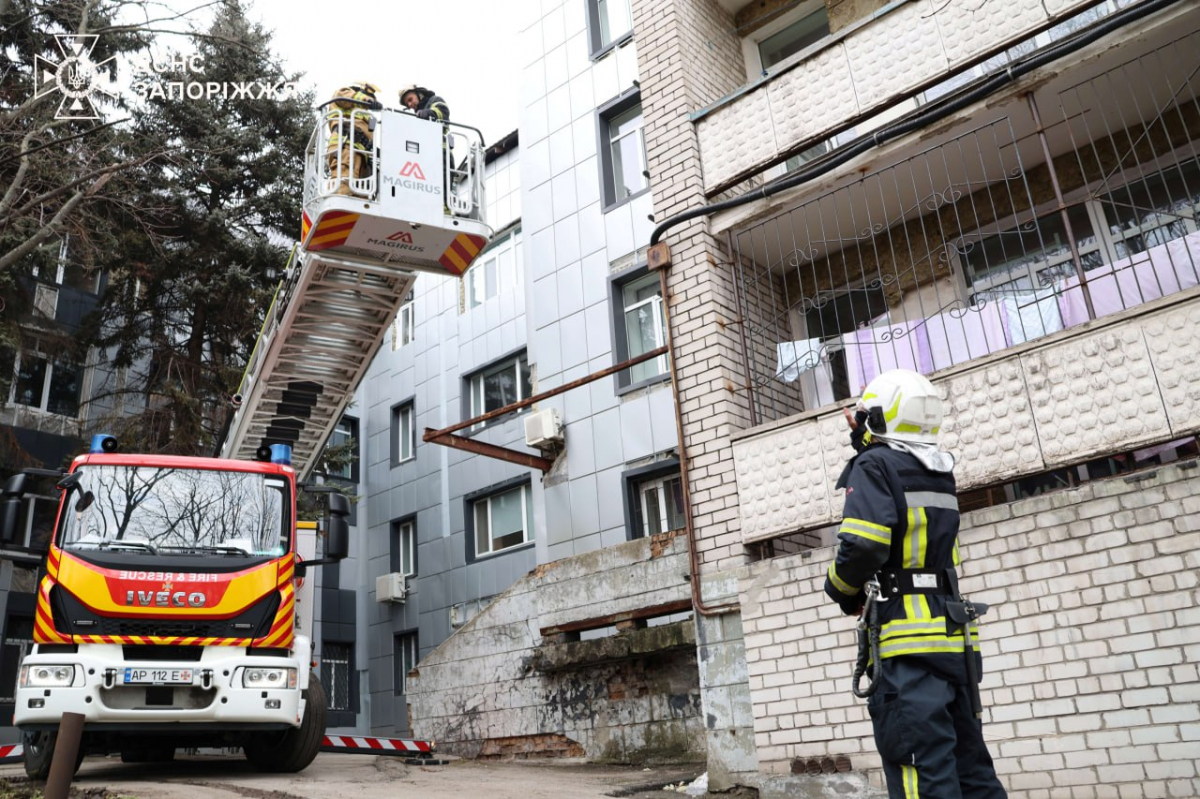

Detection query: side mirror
(324, 492), (350, 562)
(0, 474), (29, 545)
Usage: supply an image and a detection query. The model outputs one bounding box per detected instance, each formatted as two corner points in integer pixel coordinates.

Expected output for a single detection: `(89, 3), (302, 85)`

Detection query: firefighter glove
(849, 409), (871, 453)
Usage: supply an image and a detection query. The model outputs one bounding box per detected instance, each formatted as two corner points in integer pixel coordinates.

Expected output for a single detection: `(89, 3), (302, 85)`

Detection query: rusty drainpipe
(650, 241), (739, 618)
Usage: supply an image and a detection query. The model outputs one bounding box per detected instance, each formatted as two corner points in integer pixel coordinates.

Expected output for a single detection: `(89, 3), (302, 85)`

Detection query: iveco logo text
(125, 589), (207, 607)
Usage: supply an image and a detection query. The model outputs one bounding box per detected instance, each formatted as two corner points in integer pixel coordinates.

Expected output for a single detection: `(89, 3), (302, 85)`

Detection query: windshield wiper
(194, 545), (252, 557)
(96, 540), (159, 555)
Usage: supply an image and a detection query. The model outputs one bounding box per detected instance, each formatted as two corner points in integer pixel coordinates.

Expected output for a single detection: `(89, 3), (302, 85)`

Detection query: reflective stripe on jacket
(824, 444), (978, 681)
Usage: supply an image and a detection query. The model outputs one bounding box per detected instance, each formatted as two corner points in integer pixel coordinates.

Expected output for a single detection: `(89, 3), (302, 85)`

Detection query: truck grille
(122, 645), (204, 662)
(105, 620), (217, 638)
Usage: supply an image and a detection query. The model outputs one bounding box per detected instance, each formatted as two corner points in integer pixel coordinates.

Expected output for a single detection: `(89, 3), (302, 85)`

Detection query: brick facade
(632, 0), (756, 572)
(738, 459), (1200, 796)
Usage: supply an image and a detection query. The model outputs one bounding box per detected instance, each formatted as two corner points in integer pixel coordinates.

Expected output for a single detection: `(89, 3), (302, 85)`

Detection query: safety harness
(851, 567), (990, 717)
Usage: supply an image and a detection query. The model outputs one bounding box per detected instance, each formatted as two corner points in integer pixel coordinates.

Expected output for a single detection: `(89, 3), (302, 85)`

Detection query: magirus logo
(33, 35), (117, 120)
(399, 161), (427, 180)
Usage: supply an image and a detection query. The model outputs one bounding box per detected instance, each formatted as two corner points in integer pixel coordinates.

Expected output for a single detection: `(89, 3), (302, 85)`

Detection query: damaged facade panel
(407, 535), (703, 764)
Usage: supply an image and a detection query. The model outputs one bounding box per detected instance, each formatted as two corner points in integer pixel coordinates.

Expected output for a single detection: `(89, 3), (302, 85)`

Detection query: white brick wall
(733, 291), (1200, 543)
(737, 459), (1200, 797)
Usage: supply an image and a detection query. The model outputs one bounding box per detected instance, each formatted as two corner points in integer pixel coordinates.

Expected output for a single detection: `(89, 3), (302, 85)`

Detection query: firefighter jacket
(412, 89), (449, 123)
(823, 442), (979, 683)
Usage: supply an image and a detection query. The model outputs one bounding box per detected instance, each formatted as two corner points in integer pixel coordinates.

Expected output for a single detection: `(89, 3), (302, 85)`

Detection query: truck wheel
(244, 671), (326, 773)
(23, 729), (84, 780)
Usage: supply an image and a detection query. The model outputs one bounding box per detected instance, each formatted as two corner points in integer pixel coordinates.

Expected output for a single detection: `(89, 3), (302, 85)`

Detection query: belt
(877, 568), (952, 598)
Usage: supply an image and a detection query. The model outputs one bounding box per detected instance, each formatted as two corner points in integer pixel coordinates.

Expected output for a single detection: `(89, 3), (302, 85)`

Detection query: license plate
(123, 668), (193, 686)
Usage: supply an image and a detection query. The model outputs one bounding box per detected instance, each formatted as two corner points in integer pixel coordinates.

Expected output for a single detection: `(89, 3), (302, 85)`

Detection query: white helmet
(859, 369), (943, 446)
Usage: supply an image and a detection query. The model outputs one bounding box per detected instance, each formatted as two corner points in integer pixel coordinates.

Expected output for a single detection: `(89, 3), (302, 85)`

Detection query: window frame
(609, 264), (671, 394)
(585, 0), (634, 60)
(464, 477), (535, 563)
(390, 517), (417, 577)
(621, 459), (685, 541)
(394, 290), (414, 349)
(4, 347), (83, 418)
(390, 400), (416, 467)
(463, 227), (522, 311)
(323, 416), (359, 482)
(463, 349), (532, 431)
(740, 0), (830, 80)
(393, 631), (418, 696)
(596, 89), (649, 212)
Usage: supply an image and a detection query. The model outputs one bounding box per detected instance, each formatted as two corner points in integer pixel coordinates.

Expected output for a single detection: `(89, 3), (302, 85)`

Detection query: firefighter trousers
(867, 657), (1007, 798)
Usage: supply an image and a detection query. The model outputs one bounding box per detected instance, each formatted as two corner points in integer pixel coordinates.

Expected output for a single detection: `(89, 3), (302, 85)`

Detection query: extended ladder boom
(220, 105), (493, 477)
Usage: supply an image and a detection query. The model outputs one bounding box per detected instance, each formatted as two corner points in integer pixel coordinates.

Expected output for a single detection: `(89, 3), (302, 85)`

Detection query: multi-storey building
(384, 0), (1200, 795)
(0, 249), (107, 736)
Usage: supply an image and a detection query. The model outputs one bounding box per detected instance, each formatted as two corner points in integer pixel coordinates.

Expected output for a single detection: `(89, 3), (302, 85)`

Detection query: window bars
(730, 29), (1200, 426)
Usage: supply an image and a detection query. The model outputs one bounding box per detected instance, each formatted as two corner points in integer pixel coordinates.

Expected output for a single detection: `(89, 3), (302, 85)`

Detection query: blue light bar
(269, 443), (293, 466)
(90, 434), (117, 454)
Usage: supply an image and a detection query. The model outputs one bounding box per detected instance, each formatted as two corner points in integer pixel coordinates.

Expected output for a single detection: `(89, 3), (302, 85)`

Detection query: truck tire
(23, 729), (84, 780)
(243, 671), (326, 773)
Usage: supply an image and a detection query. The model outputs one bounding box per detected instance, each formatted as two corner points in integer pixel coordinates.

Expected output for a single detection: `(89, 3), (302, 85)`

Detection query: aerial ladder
(219, 99), (494, 475)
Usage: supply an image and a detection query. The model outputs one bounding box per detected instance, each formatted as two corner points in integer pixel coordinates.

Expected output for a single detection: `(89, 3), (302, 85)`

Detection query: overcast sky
(243, 0), (529, 146)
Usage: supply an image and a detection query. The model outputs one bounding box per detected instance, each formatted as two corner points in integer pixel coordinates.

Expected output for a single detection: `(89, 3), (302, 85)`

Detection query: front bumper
(14, 639), (311, 730)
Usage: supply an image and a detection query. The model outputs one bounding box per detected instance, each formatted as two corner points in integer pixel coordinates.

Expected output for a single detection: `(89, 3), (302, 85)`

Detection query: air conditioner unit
(375, 572), (406, 603)
(524, 408), (564, 450)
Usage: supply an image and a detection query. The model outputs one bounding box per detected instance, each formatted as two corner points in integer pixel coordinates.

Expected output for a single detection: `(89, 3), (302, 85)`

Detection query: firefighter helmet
(858, 369), (943, 445)
(400, 84), (426, 107)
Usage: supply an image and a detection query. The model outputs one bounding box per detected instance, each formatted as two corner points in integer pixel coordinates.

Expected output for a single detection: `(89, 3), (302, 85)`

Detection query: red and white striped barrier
(0, 743), (24, 764)
(320, 735), (433, 756)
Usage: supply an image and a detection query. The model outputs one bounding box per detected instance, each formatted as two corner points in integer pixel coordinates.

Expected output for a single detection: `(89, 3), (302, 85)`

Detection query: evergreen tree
(0, 0), (155, 372)
(82, 0), (314, 455)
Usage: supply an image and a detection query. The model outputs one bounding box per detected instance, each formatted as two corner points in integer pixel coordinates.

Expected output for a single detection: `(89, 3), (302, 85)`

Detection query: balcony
(724, 6), (1200, 543)
(694, 0), (1145, 195)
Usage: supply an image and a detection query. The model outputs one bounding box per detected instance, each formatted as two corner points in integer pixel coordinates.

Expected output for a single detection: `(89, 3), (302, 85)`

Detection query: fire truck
(0, 99), (493, 777)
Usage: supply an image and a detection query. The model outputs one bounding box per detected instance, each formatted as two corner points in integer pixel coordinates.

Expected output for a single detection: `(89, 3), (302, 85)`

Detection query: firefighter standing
(400, 84), (452, 213)
(400, 84), (449, 123)
(325, 81), (381, 195)
(824, 369), (1007, 798)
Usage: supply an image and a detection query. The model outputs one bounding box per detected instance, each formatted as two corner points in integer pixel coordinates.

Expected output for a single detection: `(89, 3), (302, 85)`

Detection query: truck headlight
(20, 664), (77, 688)
(242, 667), (297, 689)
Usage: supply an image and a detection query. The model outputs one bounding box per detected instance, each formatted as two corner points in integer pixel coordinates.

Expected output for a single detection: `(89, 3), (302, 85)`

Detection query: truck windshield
(57, 465), (289, 557)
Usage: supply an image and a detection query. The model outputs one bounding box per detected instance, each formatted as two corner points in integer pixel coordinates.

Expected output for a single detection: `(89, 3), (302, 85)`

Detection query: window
(465, 228), (521, 310)
(394, 290), (414, 349)
(321, 641), (353, 713)
(636, 473), (685, 538)
(390, 518), (416, 576)
(391, 401), (415, 465)
(4, 348), (82, 418)
(598, 95), (648, 208)
(470, 482), (533, 558)
(466, 352), (532, 428)
(323, 417), (358, 481)
(587, 0), (632, 57)
(758, 7), (829, 71)
(611, 268), (669, 390)
(624, 463), (686, 540)
(393, 632), (417, 695)
(959, 204), (1102, 299)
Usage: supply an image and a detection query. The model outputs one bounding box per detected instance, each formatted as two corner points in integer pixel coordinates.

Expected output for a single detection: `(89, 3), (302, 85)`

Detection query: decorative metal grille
(321, 641), (352, 712)
(731, 29), (1200, 426)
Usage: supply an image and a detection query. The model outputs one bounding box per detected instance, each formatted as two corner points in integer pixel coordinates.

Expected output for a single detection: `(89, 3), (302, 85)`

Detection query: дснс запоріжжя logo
(33, 34), (117, 120)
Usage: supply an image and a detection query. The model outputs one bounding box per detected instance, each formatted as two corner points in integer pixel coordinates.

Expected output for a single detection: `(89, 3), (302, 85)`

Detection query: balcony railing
(726, 26), (1200, 542)
(730, 26), (1200, 426)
